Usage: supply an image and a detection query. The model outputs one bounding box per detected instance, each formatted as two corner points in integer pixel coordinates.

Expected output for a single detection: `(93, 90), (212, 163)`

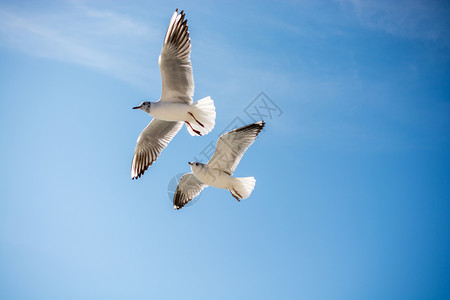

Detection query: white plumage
(131, 9), (216, 179)
(173, 121), (265, 210)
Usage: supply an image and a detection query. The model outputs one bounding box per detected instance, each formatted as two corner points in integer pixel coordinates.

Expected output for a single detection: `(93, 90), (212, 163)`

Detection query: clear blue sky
(1, 0), (449, 299)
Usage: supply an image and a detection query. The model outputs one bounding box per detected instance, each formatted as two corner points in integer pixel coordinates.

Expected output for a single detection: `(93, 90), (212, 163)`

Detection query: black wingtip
(234, 120), (265, 134)
(131, 167), (148, 180)
(256, 121), (265, 135)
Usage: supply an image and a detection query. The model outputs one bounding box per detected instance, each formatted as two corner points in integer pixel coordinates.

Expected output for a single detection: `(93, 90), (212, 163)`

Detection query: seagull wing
(131, 119), (183, 179)
(207, 121), (265, 174)
(159, 9), (194, 104)
(173, 173), (207, 210)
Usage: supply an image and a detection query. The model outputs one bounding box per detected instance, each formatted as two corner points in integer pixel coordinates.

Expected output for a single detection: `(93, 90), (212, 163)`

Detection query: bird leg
(188, 112), (204, 128)
(230, 189), (242, 202)
(185, 121), (202, 136)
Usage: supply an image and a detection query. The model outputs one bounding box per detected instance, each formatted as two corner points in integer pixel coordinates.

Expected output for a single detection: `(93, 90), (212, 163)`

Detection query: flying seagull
(131, 9), (216, 179)
(173, 121), (265, 210)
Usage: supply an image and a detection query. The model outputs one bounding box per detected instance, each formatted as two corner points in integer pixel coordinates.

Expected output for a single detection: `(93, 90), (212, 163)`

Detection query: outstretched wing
(173, 173), (207, 210)
(207, 121), (265, 174)
(159, 9), (194, 103)
(131, 119), (183, 179)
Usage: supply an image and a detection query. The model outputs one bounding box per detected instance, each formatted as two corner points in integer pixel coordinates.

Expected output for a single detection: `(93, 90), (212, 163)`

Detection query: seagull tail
(186, 96), (216, 136)
(230, 177), (256, 200)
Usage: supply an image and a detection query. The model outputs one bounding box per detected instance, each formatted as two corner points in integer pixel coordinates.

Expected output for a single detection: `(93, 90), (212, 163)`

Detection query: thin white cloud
(71, 2), (151, 36)
(337, 0), (450, 44)
(0, 3), (161, 90)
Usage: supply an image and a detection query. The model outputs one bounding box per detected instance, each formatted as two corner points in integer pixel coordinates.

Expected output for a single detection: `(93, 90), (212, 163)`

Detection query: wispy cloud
(0, 2), (161, 90)
(337, 0), (450, 45)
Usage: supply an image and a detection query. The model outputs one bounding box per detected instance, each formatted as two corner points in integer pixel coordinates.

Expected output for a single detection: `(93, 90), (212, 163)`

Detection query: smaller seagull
(131, 9), (216, 180)
(173, 121), (265, 210)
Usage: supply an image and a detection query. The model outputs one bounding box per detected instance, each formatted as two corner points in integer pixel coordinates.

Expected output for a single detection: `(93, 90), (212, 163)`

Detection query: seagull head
(188, 161), (204, 171)
(132, 101), (152, 113)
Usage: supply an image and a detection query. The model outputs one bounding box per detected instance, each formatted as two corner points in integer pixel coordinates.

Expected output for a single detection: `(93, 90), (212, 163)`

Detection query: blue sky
(0, 0), (449, 299)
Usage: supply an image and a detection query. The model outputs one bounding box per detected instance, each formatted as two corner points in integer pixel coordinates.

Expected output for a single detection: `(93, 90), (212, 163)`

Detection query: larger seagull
(173, 121), (265, 210)
(131, 9), (216, 179)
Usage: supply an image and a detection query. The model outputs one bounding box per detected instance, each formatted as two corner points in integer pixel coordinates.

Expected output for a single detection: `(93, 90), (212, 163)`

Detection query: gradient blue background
(1, 0), (449, 299)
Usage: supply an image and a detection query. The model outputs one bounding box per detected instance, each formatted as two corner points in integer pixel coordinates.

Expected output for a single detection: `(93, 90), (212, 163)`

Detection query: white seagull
(131, 9), (216, 179)
(173, 121), (265, 210)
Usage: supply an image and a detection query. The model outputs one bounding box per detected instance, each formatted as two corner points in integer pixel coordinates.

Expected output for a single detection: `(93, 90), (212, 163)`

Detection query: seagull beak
(132, 105), (141, 109)
(188, 162), (192, 165)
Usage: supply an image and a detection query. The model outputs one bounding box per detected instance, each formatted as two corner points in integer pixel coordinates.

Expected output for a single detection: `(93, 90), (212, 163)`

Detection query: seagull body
(143, 102), (191, 121)
(173, 121), (265, 210)
(131, 9), (216, 179)
(190, 163), (233, 189)
(133, 100), (212, 128)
